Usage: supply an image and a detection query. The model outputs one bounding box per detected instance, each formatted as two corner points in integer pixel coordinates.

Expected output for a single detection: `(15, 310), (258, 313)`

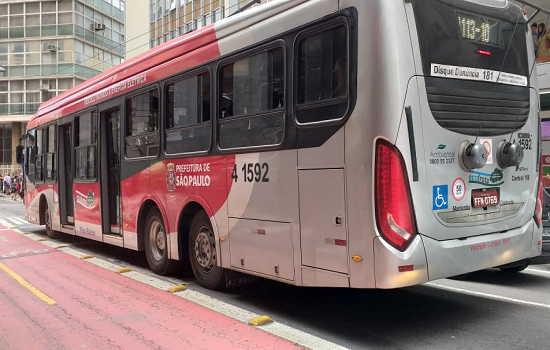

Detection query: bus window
(75, 111), (97, 181)
(296, 24), (349, 124)
(165, 72), (211, 154)
(125, 89), (159, 158)
(218, 46), (285, 149)
(45, 125), (56, 181)
(35, 128), (44, 182)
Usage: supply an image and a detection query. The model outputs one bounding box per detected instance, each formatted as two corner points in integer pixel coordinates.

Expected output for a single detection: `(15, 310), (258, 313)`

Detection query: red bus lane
(0, 228), (304, 350)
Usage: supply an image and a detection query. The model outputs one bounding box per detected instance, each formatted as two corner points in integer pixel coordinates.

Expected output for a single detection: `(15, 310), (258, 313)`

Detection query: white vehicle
(24, 0), (546, 290)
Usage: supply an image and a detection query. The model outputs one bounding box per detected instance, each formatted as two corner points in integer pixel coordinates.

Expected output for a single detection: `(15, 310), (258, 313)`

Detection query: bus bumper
(422, 219), (540, 281)
(373, 219), (541, 288)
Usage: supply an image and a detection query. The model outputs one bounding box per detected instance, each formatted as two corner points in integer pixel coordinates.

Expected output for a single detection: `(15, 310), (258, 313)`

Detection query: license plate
(471, 188), (499, 208)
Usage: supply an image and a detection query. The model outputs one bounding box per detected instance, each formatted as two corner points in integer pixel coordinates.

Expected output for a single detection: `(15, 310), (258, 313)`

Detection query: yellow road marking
(249, 315), (273, 326)
(0, 262), (56, 305)
(168, 285), (187, 293)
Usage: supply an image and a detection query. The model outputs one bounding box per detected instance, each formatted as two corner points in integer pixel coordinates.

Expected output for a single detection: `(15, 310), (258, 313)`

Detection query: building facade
(126, 0), (272, 60)
(0, 0), (125, 174)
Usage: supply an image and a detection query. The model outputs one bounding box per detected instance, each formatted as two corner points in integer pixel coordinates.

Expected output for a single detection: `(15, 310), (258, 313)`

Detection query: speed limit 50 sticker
(452, 178), (466, 201)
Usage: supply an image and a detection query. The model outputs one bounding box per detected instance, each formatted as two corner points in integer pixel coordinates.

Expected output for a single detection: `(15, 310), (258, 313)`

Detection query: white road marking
(0, 218), (15, 228)
(427, 282), (550, 309)
(525, 268), (550, 276)
(8, 217), (29, 225)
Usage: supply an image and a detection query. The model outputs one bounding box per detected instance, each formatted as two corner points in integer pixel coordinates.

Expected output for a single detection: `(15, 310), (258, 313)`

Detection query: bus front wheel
(144, 208), (175, 275)
(44, 202), (61, 239)
(189, 211), (225, 290)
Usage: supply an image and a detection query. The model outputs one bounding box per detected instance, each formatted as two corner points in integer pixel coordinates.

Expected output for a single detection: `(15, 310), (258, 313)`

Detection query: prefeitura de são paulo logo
(166, 163), (176, 192)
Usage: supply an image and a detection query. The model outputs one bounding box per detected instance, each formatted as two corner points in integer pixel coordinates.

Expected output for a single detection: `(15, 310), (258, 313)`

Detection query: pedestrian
(13, 180), (20, 201)
(532, 23), (539, 56)
(3, 173), (11, 195)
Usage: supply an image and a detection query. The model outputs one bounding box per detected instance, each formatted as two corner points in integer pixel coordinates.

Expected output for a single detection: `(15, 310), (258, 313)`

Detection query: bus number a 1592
(232, 163), (270, 183)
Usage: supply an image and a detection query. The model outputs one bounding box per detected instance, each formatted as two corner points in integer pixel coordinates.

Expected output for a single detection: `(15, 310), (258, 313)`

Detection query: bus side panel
(50, 184), (62, 232)
(226, 151), (298, 282)
(342, 0), (418, 288)
(147, 156), (234, 262)
(73, 182), (103, 241)
(120, 166), (150, 248)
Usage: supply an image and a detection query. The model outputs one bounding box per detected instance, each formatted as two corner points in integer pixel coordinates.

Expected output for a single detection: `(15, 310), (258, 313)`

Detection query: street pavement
(1, 195), (550, 350)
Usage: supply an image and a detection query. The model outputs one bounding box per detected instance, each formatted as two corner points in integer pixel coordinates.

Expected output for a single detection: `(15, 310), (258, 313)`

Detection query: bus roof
(27, 0), (312, 130)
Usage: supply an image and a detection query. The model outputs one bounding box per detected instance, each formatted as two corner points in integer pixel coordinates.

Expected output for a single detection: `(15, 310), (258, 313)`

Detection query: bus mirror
(16, 144), (24, 164)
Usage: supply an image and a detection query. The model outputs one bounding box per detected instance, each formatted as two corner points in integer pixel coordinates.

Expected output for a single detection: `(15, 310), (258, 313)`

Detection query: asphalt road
(1, 196), (549, 350)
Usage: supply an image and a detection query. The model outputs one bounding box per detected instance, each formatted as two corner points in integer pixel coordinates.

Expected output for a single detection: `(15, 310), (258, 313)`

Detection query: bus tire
(44, 201), (61, 239)
(189, 211), (225, 290)
(144, 208), (175, 275)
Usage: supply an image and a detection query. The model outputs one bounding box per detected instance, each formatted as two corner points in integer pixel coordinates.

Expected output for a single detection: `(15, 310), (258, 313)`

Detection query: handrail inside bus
(516, 0), (550, 14)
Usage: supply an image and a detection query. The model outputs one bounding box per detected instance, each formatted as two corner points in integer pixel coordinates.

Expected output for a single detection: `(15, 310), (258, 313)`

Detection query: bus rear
(373, 0), (544, 287)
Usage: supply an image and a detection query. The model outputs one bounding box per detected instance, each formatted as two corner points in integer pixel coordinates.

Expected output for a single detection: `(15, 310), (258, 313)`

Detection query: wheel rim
(148, 220), (166, 262)
(194, 225), (216, 273)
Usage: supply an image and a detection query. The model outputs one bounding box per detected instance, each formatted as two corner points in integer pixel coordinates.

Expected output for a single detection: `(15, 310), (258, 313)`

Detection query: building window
(75, 111), (97, 180)
(0, 124), (12, 164)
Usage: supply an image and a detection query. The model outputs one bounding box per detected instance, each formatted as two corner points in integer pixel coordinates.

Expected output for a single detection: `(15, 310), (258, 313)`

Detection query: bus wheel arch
(141, 202), (176, 276)
(177, 202), (204, 276)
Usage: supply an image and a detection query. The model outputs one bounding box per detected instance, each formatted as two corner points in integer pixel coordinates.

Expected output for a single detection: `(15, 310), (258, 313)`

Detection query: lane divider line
(0, 261), (56, 306)
(427, 282), (550, 309)
(525, 268), (550, 276)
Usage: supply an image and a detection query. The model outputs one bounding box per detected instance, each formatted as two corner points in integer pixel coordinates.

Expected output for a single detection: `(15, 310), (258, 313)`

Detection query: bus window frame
(34, 127), (45, 184)
(163, 66), (213, 158)
(124, 84), (161, 161)
(44, 123), (57, 183)
(216, 39), (287, 153)
(74, 108), (99, 183)
(293, 16), (352, 127)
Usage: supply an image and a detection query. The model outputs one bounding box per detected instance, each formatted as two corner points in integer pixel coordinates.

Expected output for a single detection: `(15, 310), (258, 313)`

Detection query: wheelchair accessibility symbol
(432, 185), (448, 210)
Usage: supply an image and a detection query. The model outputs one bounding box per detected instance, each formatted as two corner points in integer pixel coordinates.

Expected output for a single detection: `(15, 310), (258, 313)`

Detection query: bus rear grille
(425, 77), (530, 136)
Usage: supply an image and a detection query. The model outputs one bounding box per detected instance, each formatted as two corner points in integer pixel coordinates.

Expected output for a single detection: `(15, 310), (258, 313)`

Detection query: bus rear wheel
(144, 208), (175, 275)
(189, 211), (225, 290)
(44, 202), (61, 239)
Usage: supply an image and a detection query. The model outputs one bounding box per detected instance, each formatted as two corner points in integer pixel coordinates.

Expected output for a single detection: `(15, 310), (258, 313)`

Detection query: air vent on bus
(425, 77), (530, 136)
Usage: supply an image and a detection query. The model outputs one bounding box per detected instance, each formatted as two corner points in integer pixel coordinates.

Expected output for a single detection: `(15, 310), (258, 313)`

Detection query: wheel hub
(194, 227), (216, 272)
(149, 221), (165, 262)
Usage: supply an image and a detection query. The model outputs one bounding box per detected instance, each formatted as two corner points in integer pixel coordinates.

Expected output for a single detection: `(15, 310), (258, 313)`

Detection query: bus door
(100, 109), (121, 236)
(58, 123), (74, 225)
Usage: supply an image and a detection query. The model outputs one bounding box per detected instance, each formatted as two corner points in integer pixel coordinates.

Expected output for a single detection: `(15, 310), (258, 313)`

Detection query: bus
(22, 0), (546, 290)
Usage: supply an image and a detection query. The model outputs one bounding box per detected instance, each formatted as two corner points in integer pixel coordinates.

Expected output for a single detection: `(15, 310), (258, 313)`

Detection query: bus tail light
(375, 139), (417, 252)
(535, 162), (543, 228)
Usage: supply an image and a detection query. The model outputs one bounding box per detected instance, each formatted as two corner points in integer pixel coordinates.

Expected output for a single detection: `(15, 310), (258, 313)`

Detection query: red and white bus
(23, 0), (545, 289)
